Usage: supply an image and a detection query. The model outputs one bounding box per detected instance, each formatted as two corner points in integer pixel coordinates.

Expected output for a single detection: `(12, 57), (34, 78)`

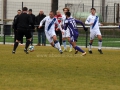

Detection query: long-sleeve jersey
(85, 14), (100, 31)
(14, 13), (34, 30)
(39, 16), (62, 32)
(64, 18), (86, 36)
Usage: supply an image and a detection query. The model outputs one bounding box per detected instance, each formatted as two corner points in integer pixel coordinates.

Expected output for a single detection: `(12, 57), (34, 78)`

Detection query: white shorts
(45, 30), (56, 43)
(62, 28), (70, 38)
(90, 30), (101, 40)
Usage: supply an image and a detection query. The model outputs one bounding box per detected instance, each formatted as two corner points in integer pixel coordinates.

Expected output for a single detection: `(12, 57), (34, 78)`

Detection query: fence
(0, 24), (120, 49)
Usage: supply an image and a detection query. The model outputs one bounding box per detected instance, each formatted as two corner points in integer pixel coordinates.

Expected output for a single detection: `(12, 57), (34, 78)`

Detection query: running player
(64, 12), (88, 56)
(62, 7), (73, 52)
(85, 8), (103, 54)
(38, 11), (63, 54)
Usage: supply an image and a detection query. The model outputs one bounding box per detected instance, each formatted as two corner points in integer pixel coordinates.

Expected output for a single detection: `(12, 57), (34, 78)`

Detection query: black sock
(13, 42), (19, 51)
(25, 40), (30, 50)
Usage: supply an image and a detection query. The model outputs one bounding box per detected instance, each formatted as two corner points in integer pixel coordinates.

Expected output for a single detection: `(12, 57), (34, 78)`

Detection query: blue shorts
(70, 34), (78, 42)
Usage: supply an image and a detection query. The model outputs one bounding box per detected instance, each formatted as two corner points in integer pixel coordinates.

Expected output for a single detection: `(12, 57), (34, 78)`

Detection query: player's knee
(63, 40), (66, 42)
(54, 40), (58, 44)
(99, 40), (102, 42)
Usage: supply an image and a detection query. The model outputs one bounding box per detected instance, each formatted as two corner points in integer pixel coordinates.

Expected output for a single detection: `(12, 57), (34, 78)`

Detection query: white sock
(55, 41), (61, 51)
(63, 41), (67, 49)
(89, 43), (92, 51)
(69, 44), (72, 50)
(98, 41), (102, 50)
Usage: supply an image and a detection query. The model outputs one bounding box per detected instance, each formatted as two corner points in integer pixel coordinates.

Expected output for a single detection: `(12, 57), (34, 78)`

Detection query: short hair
(63, 7), (70, 11)
(91, 8), (96, 11)
(65, 12), (71, 17)
(50, 11), (55, 15)
(29, 9), (32, 12)
(17, 9), (21, 12)
(22, 7), (28, 11)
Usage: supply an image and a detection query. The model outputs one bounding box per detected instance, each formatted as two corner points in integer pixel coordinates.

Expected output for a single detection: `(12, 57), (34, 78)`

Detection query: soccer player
(62, 7), (73, 52)
(64, 12), (87, 56)
(54, 10), (62, 46)
(38, 11), (63, 54)
(85, 8), (103, 54)
(12, 7), (34, 54)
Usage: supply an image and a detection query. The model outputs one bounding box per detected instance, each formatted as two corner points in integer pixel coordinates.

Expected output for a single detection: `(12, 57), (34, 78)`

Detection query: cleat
(63, 49), (67, 52)
(69, 48), (72, 52)
(81, 52), (86, 56)
(75, 50), (78, 54)
(12, 51), (15, 54)
(89, 50), (92, 54)
(98, 49), (103, 54)
(24, 49), (29, 54)
(69, 49), (72, 52)
(59, 50), (63, 54)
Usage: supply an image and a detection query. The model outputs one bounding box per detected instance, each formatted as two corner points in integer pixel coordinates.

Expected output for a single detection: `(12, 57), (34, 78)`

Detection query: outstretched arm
(38, 17), (46, 28)
(75, 19), (88, 31)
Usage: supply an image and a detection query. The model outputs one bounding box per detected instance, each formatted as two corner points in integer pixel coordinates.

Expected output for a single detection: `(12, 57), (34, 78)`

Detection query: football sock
(25, 40), (30, 50)
(98, 40), (102, 50)
(74, 46), (84, 53)
(54, 41), (61, 50)
(63, 40), (67, 49)
(69, 43), (72, 49)
(13, 42), (19, 51)
(89, 43), (92, 51)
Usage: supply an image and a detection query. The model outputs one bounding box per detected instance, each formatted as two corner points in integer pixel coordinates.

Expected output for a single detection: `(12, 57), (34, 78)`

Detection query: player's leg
(66, 29), (72, 52)
(52, 35), (63, 54)
(71, 41), (86, 56)
(30, 32), (33, 46)
(88, 32), (95, 54)
(97, 34), (103, 54)
(24, 31), (32, 54)
(12, 30), (22, 54)
(67, 37), (72, 52)
(62, 31), (67, 51)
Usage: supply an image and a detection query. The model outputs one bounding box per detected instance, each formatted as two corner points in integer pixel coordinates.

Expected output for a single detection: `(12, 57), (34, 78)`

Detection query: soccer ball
(29, 46), (34, 52)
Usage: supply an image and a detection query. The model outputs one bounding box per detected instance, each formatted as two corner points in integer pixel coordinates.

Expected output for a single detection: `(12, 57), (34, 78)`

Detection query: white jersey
(85, 14), (101, 40)
(40, 16), (62, 32)
(85, 14), (100, 31)
(62, 14), (72, 38)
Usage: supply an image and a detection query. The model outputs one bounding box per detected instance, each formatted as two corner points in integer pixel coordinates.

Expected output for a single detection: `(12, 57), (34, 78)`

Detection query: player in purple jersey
(64, 12), (88, 56)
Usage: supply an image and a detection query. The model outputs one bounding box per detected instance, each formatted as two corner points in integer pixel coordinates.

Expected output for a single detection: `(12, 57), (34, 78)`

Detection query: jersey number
(70, 20), (77, 29)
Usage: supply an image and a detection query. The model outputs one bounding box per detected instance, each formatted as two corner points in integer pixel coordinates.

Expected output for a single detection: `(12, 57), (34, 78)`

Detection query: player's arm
(38, 17), (46, 28)
(55, 19), (64, 33)
(85, 16), (93, 25)
(75, 19), (88, 31)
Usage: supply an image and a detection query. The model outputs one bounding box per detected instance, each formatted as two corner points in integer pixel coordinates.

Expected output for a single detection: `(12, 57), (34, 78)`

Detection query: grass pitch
(0, 44), (120, 90)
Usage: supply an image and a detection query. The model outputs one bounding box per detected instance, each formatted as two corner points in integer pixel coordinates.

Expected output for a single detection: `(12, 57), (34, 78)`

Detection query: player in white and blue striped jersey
(39, 11), (64, 54)
(85, 8), (103, 54)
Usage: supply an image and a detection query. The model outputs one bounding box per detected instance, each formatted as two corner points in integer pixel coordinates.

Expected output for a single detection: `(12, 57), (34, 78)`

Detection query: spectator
(12, 9), (23, 45)
(54, 10), (62, 46)
(36, 10), (46, 46)
(28, 9), (35, 46)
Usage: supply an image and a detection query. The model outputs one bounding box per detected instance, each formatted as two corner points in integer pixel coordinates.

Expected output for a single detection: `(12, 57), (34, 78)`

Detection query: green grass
(0, 45), (120, 90)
